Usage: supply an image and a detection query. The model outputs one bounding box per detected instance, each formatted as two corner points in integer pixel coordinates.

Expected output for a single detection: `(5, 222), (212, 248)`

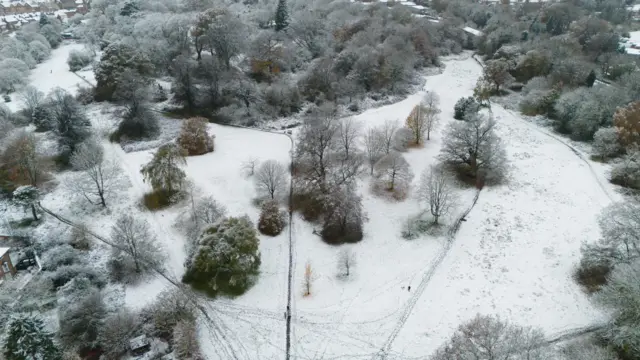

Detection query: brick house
(0, 247), (17, 281)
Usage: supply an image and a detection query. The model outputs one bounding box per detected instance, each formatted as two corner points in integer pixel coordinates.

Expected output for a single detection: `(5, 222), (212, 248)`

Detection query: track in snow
(373, 189), (482, 360)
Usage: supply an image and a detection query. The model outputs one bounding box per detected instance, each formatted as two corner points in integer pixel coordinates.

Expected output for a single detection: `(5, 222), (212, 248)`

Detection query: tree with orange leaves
(614, 101), (640, 149)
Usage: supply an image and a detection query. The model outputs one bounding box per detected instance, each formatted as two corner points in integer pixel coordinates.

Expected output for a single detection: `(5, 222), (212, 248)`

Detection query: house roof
(463, 26), (483, 37)
(0, 248), (9, 258)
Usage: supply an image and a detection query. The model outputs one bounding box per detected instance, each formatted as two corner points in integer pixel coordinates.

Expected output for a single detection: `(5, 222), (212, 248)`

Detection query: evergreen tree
(140, 143), (187, 194)
(4, 315), (61, 360)
(183, 216), (261, 297)
(274, 0), (289, 32)
(586, 69), (597, 87)
(39, 14), (50, 27)
(120, 1), (140, 16)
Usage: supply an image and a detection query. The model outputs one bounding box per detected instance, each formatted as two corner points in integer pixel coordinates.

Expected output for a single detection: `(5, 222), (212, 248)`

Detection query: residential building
(0, 247), (17, 281)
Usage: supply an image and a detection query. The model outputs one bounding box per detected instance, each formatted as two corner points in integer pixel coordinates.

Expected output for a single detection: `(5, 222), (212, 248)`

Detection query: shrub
(173, 320), (203, 360)
(519, 88), (559, 116)
(592, 127), (622, 160)
(107, 252), (143, 284)
(47, 264), (107, 289)
(98, 310), (141, 359)
(183, 216), (261, 297)
(41, 244), (81, 271)
(401, 214), (433, 240)
(258, 200), (286, 236)
(610, 152), (640, 189)
(67, 50), (93, 72)
(574, 259), (611, 293)
(143, 189), (183, 210)
(68, 224), (91, 250)
(111, 103), (159, 142)
(291, 191), (325, 222)
(75, 86), (94, 105)
(177, 117), (214, 156)
(453, 97), (479, 120)
(142, 289), (196, 340)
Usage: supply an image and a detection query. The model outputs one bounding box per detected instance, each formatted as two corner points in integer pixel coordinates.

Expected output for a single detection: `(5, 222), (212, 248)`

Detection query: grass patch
(142, 190), (183, 211)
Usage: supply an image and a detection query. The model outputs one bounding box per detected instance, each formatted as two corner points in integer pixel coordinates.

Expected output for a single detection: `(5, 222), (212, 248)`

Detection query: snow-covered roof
(0, 248), (9, 258)
(129, 335), (150, 351)
(463, 26), (483, 37)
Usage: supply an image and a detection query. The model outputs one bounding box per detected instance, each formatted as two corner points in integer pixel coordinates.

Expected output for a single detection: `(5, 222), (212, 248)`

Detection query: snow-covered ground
(3, 42), (614, 360)
(4, 41), (94, 112)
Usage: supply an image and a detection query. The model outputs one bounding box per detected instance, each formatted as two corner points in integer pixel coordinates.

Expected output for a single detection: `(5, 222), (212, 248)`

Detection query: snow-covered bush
(67, 50), (93, 72)
(12, 185), (40, 221)
(98, 310), (141, 359)
(592, 127), (622, 159)
(142, 288), (196, 340)
(28, 40), (51, 63)
(108, 214), (165, 283)
(47, 264), (107, 290)
(177, 117), (214, 156)
(258, 200), (286, 236)
(68, 224), (92, 250)
(58, 290), (107, 352)
(554, 88), (590, 134)
(41, 244), (82, 271)
(183, 216), (261, 296)
(610, 151), (640, 189)
(0, 58), (29, 93)
(173, 320), (203, 360)
(401, 214), (432, 240)
(431, 314), (549, 360)
(453, 96), (479, 120)
(595, 261), (640, 358)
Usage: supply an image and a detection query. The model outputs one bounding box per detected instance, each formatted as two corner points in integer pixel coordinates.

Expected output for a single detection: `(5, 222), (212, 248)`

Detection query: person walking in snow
(408, 286), (411, 292)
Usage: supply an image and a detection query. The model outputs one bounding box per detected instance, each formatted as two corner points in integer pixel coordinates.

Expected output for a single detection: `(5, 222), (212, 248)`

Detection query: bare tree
(303, 262), (313, 296)
(255, 160), (288, 199)
(110, 214), (165, 274)
(439, 113), (507, 184)
(295, 112), (340, 190)
(19, 86), (45, 119)
(241, 157), (259, 177)
(422, 92), (441, 141)
(98, 310), (140, 359)
(2, 131), (48, 187)
(70, 138), (119, 207)
(582, 201), (640, 267)
(363, 128), (385, 175)
(322, 185), (365, 244)
(418, 165), (456, 225)
(337, 118), (361, 160)
(193, 196), (227, 226)
(337, 248), (356, 278)
(374, 152), (413, 193)
(379, 119), (399, 154)
(431, 314), (549, 360)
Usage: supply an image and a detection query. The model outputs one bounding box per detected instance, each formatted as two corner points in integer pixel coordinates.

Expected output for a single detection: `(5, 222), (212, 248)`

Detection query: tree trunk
(99, 190), (106, 207)
(31, 204), (38, 221)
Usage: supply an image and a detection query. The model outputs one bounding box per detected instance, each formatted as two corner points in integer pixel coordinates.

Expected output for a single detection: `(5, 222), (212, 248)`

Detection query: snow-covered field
(3, 43), (614, 359)
(4, 41), (94, 112)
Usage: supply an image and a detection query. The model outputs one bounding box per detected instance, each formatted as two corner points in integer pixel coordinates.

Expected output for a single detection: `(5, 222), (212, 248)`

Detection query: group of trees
(75, 0), (471, 126)
(431, 314), (617, 360)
